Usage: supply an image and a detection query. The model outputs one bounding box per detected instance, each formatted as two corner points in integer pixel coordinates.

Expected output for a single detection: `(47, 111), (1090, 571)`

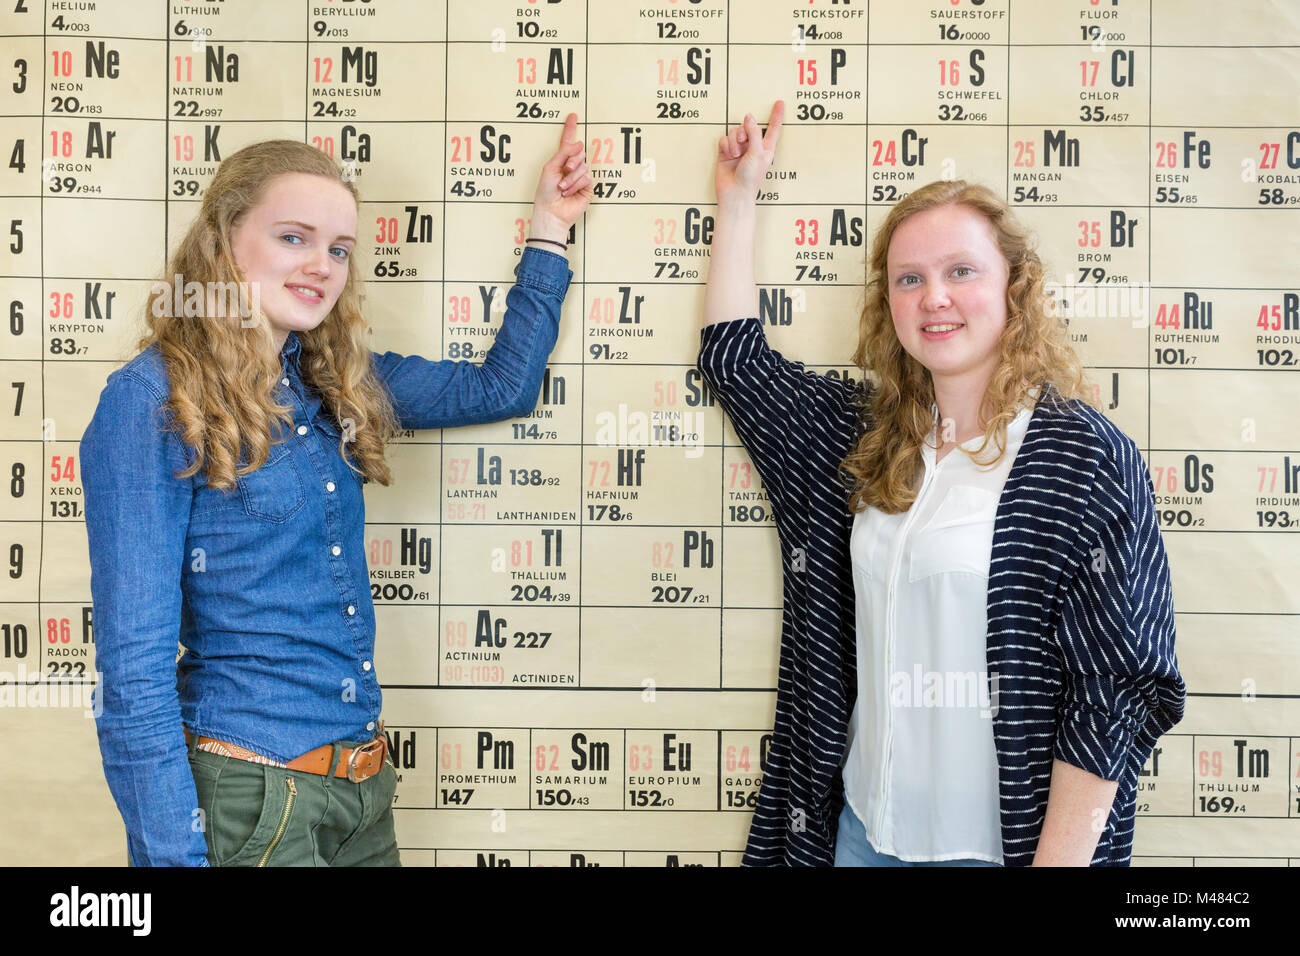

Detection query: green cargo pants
(186, 733), (401, 867)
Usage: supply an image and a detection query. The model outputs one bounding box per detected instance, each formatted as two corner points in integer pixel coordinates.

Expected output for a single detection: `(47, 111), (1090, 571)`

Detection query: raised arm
(373, 245), (572, 428)
(698, 102), (862, 512)
(704, 101), (783, 328)
(373, 113), (593, 430)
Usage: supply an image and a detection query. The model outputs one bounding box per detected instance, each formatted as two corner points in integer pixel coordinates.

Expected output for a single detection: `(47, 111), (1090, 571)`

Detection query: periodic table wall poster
(0, 0), (1297, 866)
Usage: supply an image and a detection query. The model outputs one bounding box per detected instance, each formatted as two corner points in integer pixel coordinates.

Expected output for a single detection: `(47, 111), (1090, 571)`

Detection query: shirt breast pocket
(238, 440), (307, 523)
(908, 484), (997, 582)
(315, 415), (358, 474)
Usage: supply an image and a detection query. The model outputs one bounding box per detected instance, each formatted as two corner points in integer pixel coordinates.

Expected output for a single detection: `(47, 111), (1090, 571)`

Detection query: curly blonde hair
(843, 180), (1096, 514)
(138, 140), (401, 489)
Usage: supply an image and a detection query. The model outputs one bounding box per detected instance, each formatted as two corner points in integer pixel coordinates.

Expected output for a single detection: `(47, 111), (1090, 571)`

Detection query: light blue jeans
(834, 801), (1001, 867)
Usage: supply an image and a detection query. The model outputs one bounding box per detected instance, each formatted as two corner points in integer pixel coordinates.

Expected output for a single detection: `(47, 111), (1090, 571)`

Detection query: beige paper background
(1, 0), (1297, 866)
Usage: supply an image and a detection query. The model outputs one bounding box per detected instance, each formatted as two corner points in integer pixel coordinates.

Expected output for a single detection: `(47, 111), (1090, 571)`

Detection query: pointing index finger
(763, 100), (785, 151)
(559, 112), (579, 146)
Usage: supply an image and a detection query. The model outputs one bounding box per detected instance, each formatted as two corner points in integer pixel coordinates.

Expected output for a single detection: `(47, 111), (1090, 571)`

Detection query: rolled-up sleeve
(372, 245), (572, 429)
(697, 317), (861, 515)
(81, 371), (209, 866)
(1051, 437), (1185, 781)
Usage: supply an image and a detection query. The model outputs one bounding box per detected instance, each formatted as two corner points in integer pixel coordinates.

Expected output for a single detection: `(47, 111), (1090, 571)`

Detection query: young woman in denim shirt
(81, 116), (592, 866)
(699, 102), (1184, 866)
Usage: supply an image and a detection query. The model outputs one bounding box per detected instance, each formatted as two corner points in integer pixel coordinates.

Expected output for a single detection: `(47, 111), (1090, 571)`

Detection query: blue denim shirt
(81, 246), (572, 866)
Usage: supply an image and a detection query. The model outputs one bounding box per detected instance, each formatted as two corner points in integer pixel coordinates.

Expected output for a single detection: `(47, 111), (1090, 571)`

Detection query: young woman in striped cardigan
(699, 101), (1184, 866)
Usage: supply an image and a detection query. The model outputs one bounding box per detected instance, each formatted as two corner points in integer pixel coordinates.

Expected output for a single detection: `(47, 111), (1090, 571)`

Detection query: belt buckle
(346, 735), (386, 783)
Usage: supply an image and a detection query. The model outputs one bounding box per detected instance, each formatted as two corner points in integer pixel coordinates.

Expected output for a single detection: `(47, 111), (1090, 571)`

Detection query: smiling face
(228, 172), (357, 351)
(886, 203), (1010, 394)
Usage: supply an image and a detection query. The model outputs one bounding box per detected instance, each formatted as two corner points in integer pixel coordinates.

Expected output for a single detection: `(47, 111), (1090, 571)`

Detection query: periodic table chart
(0, 0), (1297, 866)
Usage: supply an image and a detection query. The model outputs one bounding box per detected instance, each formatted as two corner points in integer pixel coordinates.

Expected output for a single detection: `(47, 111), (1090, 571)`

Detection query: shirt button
(366, 721), (376, 732)
(296, 424), (308, 436)
(325, 481), (336, 493)
(362, 660), (372, 672)
(331, 545), (341, 556)
(346, 605), (355, 616)
(281, 377), (289, 387)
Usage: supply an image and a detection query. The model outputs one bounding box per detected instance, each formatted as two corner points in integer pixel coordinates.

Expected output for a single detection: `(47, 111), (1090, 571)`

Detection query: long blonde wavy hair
(843, 180), (1096, 514)
(139, 140), (400, 489)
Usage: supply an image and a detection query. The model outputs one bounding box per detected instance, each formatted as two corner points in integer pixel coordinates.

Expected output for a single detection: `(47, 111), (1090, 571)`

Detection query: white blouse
(843, 399), (1034, 863)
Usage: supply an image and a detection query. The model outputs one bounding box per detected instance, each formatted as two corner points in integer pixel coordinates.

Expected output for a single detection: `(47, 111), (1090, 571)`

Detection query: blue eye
(953, 266), (973, 278)
(899, 275), (919, 287)
(330, 247), (350, 260)
(280, 234), (303, 245)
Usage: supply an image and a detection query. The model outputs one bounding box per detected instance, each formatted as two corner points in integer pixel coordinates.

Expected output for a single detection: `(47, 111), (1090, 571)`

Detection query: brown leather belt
(185, 723), (388, 783)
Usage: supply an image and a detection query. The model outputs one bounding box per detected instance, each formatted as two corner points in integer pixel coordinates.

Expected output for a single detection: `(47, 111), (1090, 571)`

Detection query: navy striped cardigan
(698, 317), (1185, 867)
